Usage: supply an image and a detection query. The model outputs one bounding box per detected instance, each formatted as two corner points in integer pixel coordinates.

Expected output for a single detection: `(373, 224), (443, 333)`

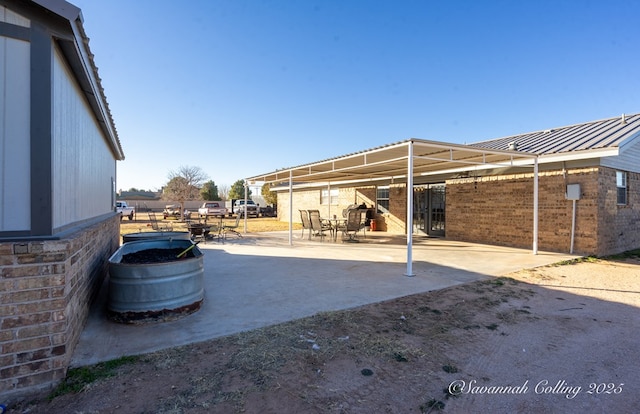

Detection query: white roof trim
(537, 147), (619, 163)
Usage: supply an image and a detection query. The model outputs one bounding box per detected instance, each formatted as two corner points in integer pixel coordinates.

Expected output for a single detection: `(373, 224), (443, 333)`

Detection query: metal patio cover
(246, 139), (537, 186)
(246, 138), (539, 276)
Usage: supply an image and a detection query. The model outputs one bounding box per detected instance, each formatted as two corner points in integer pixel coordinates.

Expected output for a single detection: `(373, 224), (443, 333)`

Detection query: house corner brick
(0, 215), (120, 400)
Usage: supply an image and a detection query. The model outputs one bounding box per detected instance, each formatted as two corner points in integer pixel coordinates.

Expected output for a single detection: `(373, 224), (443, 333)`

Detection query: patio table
(323, 217), (346, 242)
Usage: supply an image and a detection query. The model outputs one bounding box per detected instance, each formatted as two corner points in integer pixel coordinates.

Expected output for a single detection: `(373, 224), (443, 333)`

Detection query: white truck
(233, 199), (259, 218)
(198, 202), (228, 218)
(116, 201), (135, 221)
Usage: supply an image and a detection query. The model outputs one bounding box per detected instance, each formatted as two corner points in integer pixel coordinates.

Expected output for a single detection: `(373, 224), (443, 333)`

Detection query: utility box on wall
(566, 184), (581, 200)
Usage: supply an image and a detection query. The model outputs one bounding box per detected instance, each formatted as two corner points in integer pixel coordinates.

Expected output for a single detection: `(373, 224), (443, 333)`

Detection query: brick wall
(596, 168), (640, 256)
(278, 187), (373, 222)
(278, 184), (412, 233)
(446, 167), (640, 255)
(0, 215), (120, 399)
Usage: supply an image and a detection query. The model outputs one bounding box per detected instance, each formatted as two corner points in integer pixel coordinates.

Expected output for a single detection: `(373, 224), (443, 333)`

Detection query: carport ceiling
(247, 139), (538, 185)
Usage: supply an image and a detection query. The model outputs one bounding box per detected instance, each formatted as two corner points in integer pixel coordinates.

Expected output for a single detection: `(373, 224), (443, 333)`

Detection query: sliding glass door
(413, 184), (445, 236)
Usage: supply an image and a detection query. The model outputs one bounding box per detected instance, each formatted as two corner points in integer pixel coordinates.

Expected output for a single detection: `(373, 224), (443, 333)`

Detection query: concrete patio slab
(71, 232), (576, 367)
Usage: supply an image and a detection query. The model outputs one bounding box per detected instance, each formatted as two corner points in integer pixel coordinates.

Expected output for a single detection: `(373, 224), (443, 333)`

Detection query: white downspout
(405, 141), (415, 276)
(570, 199), (577, 254)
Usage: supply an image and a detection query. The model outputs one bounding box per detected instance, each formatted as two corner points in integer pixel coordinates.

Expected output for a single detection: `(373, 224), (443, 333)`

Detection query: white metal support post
(327, 183), (331, 218)
(288, 171), (293, 246)
(243, 182), (249, 233)
(405, 141), (415, 276)
(533, 158), (539, 255)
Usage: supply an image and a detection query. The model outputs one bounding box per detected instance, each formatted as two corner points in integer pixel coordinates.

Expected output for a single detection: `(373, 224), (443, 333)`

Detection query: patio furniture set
(299, 207), (368, 242)
(186, 214), (243, 243)
(148, 211), (241, 243)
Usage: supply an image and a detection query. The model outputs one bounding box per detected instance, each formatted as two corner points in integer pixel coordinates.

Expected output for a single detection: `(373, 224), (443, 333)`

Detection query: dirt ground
(9, 255), (640, 414)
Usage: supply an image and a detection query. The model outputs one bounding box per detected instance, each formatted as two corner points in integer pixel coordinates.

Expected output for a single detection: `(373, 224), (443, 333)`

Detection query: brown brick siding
(277, 186), (391, 230)
(0, 215), (120, 399)
(446, 167), (640, 255)
(278, 187), (374, 221)
(446, 169), (594, 253)
(596, 168), (640, 255)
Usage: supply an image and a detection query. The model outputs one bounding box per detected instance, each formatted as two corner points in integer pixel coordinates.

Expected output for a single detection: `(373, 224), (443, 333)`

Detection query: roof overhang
(247, 139), (538, 186)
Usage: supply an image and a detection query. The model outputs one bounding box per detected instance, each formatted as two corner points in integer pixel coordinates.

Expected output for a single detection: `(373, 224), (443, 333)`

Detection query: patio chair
(308, 209), (332, 241)
(221, 214), (243, 239)
(342, 204), (358, 218)
(299, 209), (312, 240)
(186, 221), (211, 243)
(342, 209), (363, 242)
(148, 212), (172, 231)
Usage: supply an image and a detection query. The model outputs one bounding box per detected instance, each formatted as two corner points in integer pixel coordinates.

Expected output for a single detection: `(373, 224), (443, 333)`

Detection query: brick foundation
(0, 215), (120, 400)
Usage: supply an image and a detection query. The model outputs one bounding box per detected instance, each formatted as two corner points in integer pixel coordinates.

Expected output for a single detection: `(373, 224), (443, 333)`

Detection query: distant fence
(120, 200), (205, 212)
(119, 197), (269, 213)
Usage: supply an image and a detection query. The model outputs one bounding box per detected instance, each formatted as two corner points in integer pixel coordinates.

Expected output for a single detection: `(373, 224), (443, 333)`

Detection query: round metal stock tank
(108, 239), (204, 323)
(122, 231), (191, 244)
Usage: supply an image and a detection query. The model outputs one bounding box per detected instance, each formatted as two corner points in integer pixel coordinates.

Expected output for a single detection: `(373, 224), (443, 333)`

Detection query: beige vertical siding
(51, 47), (116, 229)
(601, 140), (640, 173)
(0, 35), (30, 231)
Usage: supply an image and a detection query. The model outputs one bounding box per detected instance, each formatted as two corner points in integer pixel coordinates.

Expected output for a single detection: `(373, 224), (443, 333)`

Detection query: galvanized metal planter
(108, 239), (204, 324)
(121, 231), (191, 244)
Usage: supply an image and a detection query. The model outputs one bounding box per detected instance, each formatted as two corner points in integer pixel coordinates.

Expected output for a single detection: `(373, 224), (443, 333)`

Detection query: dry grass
(119, 213), (301, 237)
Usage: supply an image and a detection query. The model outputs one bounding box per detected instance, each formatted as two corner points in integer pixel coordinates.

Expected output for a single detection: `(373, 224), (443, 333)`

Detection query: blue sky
(72, 0), (640, 192)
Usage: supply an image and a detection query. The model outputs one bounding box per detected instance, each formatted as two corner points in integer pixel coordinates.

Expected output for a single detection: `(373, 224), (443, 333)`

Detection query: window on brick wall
(320, 189), (338, 205)
(376, 187), (390, 213)
(616, 171), (628, 205)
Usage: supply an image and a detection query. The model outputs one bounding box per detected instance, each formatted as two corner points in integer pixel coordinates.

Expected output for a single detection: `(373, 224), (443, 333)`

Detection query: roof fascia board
(422, 147), (619, 168)
(538, 148), (619, 163)
(32, 0), (80, 21)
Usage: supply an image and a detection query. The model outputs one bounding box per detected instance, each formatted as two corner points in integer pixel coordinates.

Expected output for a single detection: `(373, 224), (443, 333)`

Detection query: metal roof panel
(472, 113), (640, 155)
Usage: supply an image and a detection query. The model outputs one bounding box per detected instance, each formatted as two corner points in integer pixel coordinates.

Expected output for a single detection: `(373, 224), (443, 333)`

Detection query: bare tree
(162, 166), (208, 220)
(218, 184), (230, 201)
